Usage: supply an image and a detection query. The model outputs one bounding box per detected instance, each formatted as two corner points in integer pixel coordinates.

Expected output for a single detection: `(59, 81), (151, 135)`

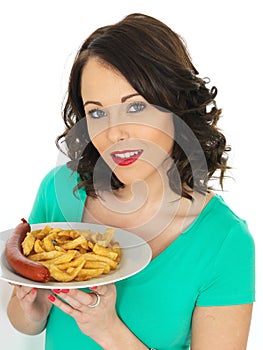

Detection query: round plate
(0, 222), (152, 289)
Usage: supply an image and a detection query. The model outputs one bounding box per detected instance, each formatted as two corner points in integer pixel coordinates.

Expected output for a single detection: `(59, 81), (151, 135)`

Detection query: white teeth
(114, 150), (141, 159)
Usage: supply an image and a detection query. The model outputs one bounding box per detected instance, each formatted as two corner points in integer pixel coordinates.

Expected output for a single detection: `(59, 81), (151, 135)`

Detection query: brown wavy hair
(56, 13), (230, 199)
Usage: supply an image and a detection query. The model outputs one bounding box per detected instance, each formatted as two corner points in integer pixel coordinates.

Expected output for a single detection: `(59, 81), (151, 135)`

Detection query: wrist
(98, 317), (148, 350)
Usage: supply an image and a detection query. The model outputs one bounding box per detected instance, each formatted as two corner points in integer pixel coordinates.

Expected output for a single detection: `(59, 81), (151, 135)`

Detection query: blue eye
(127, 102), (146, 113)
(88, 108), (107, 119)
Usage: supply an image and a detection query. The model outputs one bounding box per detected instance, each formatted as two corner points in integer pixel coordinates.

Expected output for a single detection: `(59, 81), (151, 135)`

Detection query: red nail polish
(61, 289), (69, 293)
(52, 289), (61, 294)
(31, 288), (37, 295)
(48, 295), (56, 302)
(90, 286), (98, 290)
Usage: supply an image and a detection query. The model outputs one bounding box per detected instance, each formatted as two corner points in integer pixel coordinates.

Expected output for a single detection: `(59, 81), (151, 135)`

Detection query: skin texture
(191, 304), (253, 350)
(82, 58), (175, 189)
(7, 286), (52, 335)
(7, 58), (253, 349)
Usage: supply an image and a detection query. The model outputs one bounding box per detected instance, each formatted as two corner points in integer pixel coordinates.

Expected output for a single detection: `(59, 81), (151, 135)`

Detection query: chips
(21, 225), (121, 282)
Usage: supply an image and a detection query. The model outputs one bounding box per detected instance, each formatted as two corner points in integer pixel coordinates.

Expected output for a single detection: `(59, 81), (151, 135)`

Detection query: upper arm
(191, 304), (253, 350)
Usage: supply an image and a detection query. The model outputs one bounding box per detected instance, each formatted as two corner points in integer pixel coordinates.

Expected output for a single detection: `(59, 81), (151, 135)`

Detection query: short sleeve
(196, 220), (255, 306)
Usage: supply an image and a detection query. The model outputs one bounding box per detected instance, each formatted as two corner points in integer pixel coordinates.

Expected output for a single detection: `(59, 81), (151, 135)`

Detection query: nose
(106, 106), (130, 143)
(106, 124), (130, 143)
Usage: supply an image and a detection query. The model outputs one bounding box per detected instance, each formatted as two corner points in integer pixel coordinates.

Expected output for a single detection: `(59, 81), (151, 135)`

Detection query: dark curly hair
(56, 13), (230, 199)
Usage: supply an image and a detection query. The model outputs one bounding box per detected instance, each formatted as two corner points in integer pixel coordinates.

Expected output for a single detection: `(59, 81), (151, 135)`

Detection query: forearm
(7, 295), (48, 335)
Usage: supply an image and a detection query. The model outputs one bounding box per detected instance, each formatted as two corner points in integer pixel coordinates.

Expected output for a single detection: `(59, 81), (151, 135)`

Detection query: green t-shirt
(28, 165), (255, 350)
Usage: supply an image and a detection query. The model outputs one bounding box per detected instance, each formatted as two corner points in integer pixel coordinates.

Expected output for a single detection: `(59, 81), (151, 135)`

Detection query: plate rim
(0, 222), (152, 289)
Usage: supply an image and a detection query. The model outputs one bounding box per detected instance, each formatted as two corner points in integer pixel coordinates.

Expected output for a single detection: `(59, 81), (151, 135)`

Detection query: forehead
(81, 57), (137, 104)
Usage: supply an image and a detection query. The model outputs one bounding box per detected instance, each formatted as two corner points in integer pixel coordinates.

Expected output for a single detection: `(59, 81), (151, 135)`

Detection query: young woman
(7, 13), (255, 350)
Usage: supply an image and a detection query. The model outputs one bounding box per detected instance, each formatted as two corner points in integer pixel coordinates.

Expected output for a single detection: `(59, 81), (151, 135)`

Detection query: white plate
(0, 222), (152, 289)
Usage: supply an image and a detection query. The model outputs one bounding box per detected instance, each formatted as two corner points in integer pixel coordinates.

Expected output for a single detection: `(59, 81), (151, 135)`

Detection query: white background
(0, 1), (262, 349)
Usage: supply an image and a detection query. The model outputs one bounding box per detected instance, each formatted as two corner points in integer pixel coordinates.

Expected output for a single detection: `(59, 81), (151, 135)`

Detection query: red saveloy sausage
(5, 218), (50, 282)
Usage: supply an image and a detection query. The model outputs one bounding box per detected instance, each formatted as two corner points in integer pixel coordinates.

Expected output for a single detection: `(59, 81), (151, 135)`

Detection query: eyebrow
(83, 93), (140, 107)
(121, 93), (140, 103)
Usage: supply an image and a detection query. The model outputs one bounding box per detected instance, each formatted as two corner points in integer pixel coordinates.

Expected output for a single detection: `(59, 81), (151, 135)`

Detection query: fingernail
(52, 289), (61, 294)
(90, 286), (98, 290)
(31, 288), (37, 295)
(61, 289), (69, 293)
(48, 295), (56, 302)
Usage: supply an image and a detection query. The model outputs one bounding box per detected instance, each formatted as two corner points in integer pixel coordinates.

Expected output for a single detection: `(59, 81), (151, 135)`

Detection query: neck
(113, 160), (180, 212)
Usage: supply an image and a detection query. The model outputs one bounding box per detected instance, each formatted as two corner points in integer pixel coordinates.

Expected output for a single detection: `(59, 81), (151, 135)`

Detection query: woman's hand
(48, 284), (119, 345)
(7, 285), (52, 335)
(48, 284), (150, 349)
(13, 285), (52, 322)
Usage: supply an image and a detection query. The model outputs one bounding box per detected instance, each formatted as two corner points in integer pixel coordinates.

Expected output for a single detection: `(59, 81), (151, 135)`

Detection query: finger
(51, 289), (70, 294)
(48, 294), (80, 316)
(15, 285), (33, 297)
(90, 283), (115, 297)
(16, 287), (37, 301)
(52, 289), (97, 309)
(8, 282), (19, 287)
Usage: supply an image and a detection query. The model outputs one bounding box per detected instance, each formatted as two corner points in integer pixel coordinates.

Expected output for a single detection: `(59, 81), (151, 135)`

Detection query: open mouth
(110, 149), (143, 166)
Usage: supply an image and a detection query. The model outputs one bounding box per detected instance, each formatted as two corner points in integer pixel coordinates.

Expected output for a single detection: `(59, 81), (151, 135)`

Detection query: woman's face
(81, 57), (174, 186)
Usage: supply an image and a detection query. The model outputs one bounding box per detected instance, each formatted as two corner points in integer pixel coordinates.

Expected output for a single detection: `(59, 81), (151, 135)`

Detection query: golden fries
(21, 225), (121, 282)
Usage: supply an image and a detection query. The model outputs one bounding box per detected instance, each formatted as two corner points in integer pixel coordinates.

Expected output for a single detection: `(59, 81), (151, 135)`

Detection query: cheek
(141, 114), (174, 146)
(145, 127), (174, 154)
(165, 134), (175, 154)
(91, 134), (107, 154)
(87, 120), (106, 152)
(157, 122), (174, 154)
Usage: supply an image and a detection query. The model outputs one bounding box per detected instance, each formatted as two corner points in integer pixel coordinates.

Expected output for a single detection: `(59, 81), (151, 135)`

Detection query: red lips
(110, 149), (143, 166)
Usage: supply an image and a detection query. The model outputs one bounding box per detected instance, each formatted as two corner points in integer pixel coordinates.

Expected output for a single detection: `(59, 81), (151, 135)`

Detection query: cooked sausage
(5, 218), (50, 282)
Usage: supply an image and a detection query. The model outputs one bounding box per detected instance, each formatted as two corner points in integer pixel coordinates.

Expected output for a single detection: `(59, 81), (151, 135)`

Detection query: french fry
(93, 244), (119, 260)
(36, 225), (52, 239)
(28, 250), (64, 261)
(34, 239), (45, 253)
(55, 255), (85, 270)
(39, 250), (77, 266)
(43, 233), (58, 252)
(48, 260), (85, 282)
(54, 245), (67, 252)
(57, 230), (80, 239)
(83, 261), (111, 274)
(82, 252), (118, 270)
(75, 268), (104, 281)
(97, 227), (115, 247)
(61, 235), (87, 250)
(22, 232), (36, 256)
(111, 243), (121, 264)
